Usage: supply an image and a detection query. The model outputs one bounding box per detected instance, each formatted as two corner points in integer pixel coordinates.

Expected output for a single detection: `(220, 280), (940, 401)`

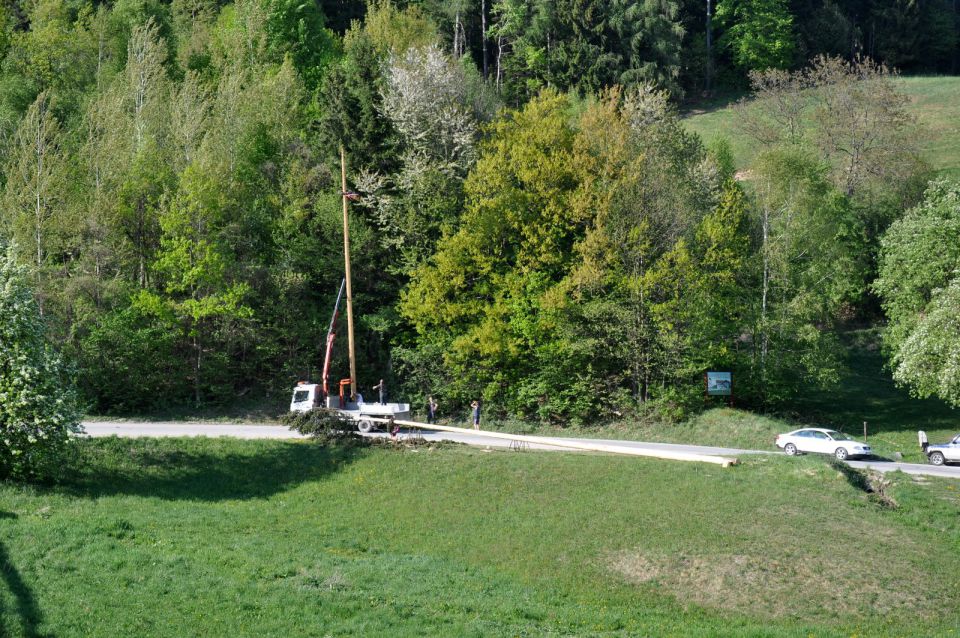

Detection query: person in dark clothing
(470, 400), (481, 430)
(427, 395), (438, 424)
(373, 379), (386, 404)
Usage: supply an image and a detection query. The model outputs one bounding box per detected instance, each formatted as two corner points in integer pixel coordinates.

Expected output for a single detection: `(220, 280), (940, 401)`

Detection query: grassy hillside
(1, 437), (959, 637)
(683, 76), (960, 180)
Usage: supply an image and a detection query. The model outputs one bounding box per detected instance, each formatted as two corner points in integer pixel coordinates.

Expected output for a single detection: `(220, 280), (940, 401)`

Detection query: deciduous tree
(2, 91), (72, 277)
(875, 180), (960, 406)
(0, 242), (81, 480)
(716, 0), (796, 71)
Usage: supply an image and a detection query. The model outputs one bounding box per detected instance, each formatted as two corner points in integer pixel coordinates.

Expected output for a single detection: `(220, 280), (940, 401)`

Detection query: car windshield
(293, 390), (310, 403)
(826, 431), (852, 441)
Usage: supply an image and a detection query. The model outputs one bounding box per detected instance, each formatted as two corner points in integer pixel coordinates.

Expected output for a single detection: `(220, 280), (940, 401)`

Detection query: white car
(775, 428), (872, 461)
(926, 433), (960, 466)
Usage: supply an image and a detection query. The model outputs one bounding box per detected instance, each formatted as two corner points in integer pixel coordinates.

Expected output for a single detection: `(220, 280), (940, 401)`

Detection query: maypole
(340, 145), (358, 401)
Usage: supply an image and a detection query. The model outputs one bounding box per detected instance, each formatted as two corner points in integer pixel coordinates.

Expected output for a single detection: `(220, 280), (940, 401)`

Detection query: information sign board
(706, 371), (732, 396)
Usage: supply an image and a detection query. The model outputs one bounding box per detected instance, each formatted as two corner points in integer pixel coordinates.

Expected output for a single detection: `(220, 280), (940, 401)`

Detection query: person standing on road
(427, 395), (438, 424)
(470, 400), (481, 430)
(373, 379), (386, 404)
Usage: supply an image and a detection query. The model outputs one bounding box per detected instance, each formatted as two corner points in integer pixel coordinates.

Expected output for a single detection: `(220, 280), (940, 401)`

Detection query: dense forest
(0, 0), (958, 423)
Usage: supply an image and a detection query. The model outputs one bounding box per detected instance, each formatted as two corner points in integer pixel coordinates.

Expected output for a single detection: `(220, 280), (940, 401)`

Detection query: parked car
(926, 433), (960, 466)
(774, 428), (872, 461)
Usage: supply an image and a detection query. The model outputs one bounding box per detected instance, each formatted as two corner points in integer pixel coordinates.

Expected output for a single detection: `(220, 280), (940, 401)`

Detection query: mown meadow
(1, 436), (958, 637)
(683, 76), (960, 182)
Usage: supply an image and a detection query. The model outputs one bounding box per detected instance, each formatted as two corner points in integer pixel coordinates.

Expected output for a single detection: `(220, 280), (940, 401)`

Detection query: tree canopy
(0, 0), (954, 426)
(875, 180), (960, 406)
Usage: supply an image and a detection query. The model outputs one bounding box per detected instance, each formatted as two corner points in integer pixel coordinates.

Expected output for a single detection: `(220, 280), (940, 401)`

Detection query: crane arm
(321, 279), (346, 398)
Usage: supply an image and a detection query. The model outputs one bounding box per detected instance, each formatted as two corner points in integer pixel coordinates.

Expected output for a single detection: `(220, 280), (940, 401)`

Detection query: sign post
(705, 371), (733, 406)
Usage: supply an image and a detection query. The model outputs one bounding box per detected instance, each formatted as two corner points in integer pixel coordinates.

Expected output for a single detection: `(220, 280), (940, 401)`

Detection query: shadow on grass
(679, 89), (748, 116)
(829, 459), (873, 493)
(793, 329), (959, 436)
(0, 516), (46, 638)
(829, 460), (899, 509)
(58, 437), (365, 502)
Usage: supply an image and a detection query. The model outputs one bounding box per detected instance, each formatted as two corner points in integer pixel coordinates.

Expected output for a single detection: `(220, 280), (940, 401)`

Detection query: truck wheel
(929, 451), (945, 466)
(357, 419), (374, 434)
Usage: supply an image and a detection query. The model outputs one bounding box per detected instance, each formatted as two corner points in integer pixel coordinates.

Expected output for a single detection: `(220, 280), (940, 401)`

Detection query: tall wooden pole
(706, 0), (713, 93)
(340, 145), (357, 401)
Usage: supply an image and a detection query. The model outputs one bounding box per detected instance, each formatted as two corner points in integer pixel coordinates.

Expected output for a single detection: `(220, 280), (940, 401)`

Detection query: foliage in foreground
(281, 408), (365, 445)
(0, 244), (80, 480)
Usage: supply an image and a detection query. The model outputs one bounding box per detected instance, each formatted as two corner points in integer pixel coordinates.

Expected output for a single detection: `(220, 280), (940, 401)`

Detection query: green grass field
(683, 76), (960, 180)
(1, 436), (959, 637)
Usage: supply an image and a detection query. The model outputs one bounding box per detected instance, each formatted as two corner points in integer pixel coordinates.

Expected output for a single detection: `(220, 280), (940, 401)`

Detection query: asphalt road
(81, 421), (960, 479)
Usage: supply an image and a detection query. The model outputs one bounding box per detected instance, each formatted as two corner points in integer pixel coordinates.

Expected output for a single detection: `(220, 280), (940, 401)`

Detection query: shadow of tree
(57, 437), (366, 502)
(0, 515), (46, 638)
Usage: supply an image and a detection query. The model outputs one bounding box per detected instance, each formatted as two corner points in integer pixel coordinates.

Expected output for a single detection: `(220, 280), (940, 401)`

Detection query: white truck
(289, 382), (410, 432)
(289, 277), (411, 432)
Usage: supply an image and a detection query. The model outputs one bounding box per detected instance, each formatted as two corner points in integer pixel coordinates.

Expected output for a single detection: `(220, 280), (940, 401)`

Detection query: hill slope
(683, 76), (960, 180)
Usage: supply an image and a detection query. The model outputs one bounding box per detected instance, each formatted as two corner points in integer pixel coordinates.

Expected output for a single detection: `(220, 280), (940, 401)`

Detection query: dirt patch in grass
(607, 549), (935, 620)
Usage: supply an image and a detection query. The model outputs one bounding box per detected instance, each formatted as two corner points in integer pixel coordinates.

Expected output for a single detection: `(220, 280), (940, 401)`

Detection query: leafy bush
(0, 244), (81, 480)
(281, 409), (365, 445)
(77, 306), (190, 413)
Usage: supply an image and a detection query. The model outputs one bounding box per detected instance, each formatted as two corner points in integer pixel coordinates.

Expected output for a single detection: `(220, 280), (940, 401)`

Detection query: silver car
(775, 428), (872, 461)
(926, 433), (960, 466)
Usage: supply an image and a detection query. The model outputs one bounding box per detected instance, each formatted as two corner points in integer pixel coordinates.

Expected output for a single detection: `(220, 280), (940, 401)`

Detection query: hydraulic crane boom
(321, 279), (346, 398)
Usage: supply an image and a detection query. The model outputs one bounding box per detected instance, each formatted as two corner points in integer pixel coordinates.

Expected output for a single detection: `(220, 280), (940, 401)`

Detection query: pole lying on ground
(369, 418), (739, 467)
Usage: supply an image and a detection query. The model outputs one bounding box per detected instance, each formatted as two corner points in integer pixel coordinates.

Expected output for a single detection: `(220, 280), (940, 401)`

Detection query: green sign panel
(706, 371), (732, 396)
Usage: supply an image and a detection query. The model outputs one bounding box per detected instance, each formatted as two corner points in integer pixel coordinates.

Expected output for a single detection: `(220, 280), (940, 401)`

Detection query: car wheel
(784, 443), (798, 456)
(357, 419), (374, 434)
(834, 447), (849, 461)
(929, 451), (945, 466)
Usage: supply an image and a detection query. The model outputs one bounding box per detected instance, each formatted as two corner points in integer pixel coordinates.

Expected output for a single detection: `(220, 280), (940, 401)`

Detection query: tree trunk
(496, 36), (504, 92)
(481, 0), (489, 79)
(194, 331), (202, 408)
(705, 0), (713, 93)
(760, 204), (770, 391)
(453, 11), (464, 58)
(34, 115), (43, 271)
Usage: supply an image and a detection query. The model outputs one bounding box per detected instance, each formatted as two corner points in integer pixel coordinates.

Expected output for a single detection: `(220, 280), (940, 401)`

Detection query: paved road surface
(82, 421), (960, 479)
(82, 421), (759, 455)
